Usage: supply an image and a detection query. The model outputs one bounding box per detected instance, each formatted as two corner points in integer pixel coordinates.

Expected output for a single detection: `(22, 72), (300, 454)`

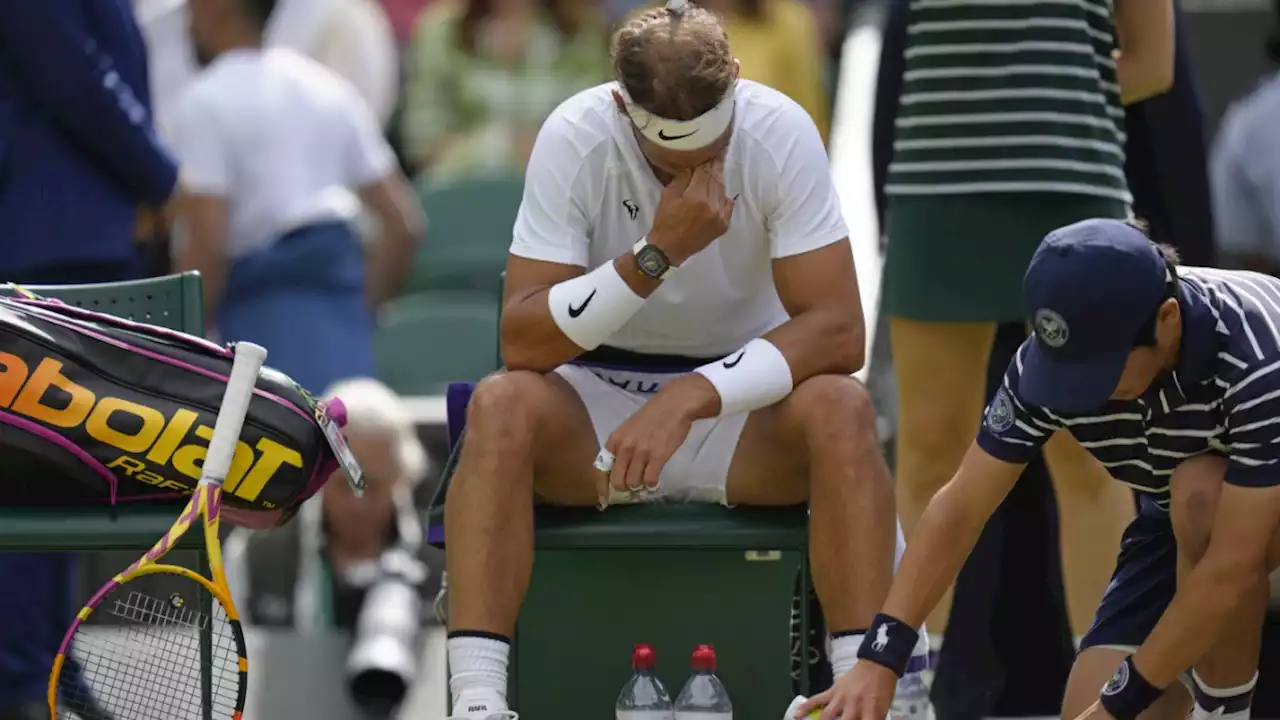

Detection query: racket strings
(59, 589), (243, 720)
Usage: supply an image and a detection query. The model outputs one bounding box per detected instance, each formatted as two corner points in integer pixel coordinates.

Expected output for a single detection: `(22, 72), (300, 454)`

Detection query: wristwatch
(633, 237), (677, 280)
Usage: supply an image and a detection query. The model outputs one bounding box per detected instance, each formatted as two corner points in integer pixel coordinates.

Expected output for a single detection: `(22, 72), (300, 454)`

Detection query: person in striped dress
(802, 219), (1279, 720)
(882, 0), (1176, 662)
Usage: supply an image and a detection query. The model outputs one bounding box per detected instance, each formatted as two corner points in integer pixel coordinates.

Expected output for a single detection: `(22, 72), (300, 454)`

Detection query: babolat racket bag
(0, 292), (359, 528)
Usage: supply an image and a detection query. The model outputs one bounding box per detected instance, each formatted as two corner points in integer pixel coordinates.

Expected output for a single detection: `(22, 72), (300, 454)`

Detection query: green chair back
(375, 291), (501, 395)
(408, 176), (524, 296)
(1, 271), (205, 334)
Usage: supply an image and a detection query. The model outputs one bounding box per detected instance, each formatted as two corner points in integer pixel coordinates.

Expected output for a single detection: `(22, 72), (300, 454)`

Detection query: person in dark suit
(0, 1), (179, 716)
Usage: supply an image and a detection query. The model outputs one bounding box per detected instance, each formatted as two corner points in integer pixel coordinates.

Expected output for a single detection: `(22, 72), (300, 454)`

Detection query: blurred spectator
(138, 0), (399, 131)
(270, 0), (400, 126)
(695, 0), (829, 141)
(382, 0), (434, 46)
(400, 0), (609, 185)
(1210, 6), (1280, 276)
(169, 0), (423, 395)
(0, 0), (178, 715)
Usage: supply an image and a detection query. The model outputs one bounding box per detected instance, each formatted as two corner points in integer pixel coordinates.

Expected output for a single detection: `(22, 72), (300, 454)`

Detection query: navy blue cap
(1020, 218), (1170, 413)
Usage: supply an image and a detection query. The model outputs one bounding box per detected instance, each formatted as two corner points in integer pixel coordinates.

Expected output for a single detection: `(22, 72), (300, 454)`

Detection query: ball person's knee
(785, 374), (879, 448)
(1169, 454), (1228, 562)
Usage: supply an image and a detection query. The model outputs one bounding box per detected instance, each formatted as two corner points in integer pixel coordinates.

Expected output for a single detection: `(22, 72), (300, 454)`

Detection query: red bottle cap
(632, 643), (657, 670)
(691, 644), (716, 672)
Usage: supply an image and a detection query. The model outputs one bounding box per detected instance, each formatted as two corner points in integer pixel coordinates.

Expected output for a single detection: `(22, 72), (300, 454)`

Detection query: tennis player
(800, 218), (1280, 720)
(440, 2), (927, 718)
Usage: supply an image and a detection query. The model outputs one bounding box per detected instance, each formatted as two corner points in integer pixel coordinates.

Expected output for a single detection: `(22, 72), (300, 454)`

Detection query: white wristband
(694, 338), (794, 416)
(548, 261), (646, 351)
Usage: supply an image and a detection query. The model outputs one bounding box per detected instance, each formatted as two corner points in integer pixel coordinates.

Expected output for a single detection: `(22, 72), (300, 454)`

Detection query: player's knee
(787, 374), (878, 450)
(465, 371), (547, 449)
(1170, 454), (1227, 562)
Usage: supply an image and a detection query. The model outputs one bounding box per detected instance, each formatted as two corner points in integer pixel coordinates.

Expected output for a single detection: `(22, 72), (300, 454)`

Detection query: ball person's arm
(882, 444), (1026, 626)
(1130, 482), (1280, 687)
(1127, 368), (1280, 689)
(1113, 0), (1175, 105)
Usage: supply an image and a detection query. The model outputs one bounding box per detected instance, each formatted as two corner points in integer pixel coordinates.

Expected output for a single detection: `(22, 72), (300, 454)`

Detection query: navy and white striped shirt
(979, 266), (1280, 509)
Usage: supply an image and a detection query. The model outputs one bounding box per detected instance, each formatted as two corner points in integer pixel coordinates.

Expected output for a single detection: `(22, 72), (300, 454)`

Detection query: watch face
(636, 245), (670, 278)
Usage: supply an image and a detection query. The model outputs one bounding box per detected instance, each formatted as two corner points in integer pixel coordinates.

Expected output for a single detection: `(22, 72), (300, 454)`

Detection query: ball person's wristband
(1099, 656), (1163, 720)
(855, 613), (918, 677)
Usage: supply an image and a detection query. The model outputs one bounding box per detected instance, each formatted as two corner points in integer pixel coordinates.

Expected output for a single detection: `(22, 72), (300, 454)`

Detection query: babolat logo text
(0, 352), (303, 503)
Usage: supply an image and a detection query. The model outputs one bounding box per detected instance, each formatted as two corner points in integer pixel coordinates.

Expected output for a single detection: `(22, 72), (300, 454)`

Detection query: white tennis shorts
(554, 364), (749, 505)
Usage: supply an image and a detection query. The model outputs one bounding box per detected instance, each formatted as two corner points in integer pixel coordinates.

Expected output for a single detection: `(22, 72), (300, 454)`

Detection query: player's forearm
(500, 253), (659, 372)
(1132, 549), (1264, 686)
(763, 306), (865, 382)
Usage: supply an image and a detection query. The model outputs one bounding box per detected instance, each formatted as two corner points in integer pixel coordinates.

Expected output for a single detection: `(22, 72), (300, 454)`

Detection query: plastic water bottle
(674, 644), (732, 719)
(617, 644), (675, 720)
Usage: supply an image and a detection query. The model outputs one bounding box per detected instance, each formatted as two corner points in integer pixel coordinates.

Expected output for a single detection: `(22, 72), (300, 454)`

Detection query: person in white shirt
(169, 0), (422, 394)
(136, 0), (398, 132)
(440, 3), (927, 718)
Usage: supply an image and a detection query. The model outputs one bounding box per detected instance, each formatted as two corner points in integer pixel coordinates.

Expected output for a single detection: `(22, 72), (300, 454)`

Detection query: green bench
(429, 389), (815, 720)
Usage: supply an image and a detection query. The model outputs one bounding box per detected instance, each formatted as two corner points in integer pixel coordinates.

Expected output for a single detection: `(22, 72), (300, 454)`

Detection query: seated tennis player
(440, 2), (928, 718)
(805, 219), (1280, 720)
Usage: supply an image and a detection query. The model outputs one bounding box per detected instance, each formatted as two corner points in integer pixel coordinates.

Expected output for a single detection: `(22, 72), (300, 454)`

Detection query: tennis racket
(48, 341), (269, 720)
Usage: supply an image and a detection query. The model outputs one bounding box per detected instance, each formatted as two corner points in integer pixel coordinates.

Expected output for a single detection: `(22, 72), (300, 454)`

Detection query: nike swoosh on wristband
(568, 290), (597, 318)
(723, 351), (745, 368)
(657, 129), (696, 141)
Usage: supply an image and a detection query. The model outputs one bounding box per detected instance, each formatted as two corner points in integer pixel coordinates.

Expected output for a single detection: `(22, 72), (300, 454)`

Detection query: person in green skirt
(881, 0), (1175, 682)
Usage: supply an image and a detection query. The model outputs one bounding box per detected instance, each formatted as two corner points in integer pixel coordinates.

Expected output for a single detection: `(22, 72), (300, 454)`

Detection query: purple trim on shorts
(0, 408), (118, 504)
(427, 523), (444, 545)
(906, 653), (930, 674)
(23, 307), (312, 425)
(567, 359), (700, 374)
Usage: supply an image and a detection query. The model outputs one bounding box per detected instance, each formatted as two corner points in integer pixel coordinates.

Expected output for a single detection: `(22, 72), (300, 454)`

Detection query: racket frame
(48, 342), (268, 720)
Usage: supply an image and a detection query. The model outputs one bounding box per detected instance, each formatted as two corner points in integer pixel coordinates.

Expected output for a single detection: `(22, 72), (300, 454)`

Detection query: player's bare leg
(726, 375), (925, 713)
(443, 371), (602, 717)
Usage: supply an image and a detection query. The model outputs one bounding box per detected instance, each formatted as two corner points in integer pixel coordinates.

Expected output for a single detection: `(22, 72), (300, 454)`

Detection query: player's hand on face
(797, 661), (898, 720)
(649, 155), (736, 265)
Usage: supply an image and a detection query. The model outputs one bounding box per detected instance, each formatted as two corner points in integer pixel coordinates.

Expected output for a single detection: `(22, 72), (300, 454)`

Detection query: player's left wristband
(855, 613), (919, 678)
(1099, 656), (1163, 720)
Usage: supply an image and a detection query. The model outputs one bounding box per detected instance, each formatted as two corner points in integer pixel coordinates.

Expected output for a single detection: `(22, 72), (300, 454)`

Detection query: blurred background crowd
(4, 0), (1280, 717)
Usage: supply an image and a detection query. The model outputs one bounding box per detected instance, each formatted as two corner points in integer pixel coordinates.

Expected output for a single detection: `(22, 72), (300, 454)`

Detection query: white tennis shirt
(511, 80), (850, 357)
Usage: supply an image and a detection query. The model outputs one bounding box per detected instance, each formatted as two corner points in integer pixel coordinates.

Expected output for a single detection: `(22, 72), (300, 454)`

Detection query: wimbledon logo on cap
(1034, 308), (1069, 348)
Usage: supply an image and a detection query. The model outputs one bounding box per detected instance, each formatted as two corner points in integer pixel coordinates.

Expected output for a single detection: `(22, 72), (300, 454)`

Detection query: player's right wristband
(548, 261), (646, 351)
(855, 613), (919, 677)
(1099, 656), (1163, 720)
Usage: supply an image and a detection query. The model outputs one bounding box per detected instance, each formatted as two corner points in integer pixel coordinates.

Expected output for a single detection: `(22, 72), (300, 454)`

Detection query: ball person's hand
(648, 156), (735, 264)
(797, 661), (898, 720)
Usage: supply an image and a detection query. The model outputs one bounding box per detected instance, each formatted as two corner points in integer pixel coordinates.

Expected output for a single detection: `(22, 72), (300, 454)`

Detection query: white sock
(448, 633), (511, 712)
(1191, 669), (1258, 720)
(828, 632), (863, 678)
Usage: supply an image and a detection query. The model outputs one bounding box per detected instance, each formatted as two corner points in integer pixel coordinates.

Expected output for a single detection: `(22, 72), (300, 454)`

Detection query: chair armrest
(0, 507), (190, 551)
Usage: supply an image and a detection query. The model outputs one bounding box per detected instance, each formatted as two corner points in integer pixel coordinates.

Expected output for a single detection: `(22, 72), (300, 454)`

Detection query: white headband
(620, 83), (736, 151)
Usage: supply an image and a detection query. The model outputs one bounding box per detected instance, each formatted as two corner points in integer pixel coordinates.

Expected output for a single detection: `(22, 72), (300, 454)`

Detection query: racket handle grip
(203, 342), (269, 485)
